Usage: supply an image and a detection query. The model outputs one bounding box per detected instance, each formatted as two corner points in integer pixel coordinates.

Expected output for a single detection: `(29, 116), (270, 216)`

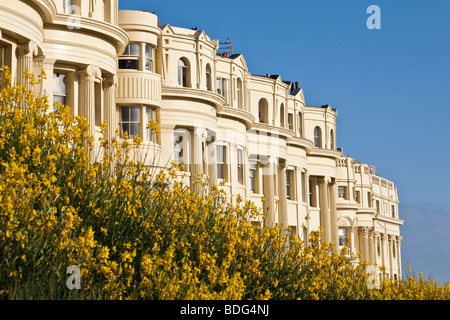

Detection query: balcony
(116, 70), (161, 107)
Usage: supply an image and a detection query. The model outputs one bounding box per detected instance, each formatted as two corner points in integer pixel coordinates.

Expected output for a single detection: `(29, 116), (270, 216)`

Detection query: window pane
(217, 164), (224, 179)
(130, 106), (140, 122)
(121, 123), (129, 136)
(122, 44), (129, 56)
(120, 106), (129, 122)
(216, 145), (224, 163)
(339, 228), (347, 246)
(146, 107), (153, 141)
(53, 95), (66, 106)
(130, 43), (140, 56)
(130, 124), (139, 137)
(145, 58), (152, 71)
(53, 73), (67, 95)
(145, 45), (152, 58)
(178, 59), (186, 67)
(119, 59), (139, 70)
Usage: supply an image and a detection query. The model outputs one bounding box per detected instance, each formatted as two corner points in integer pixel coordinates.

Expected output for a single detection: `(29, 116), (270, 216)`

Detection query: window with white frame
(173, 130), (189, 171)
(288, 113), (293, 130)
(237, 148), (244, 185)
(236, 78), (243, 109)
(178, 58), (189, 87)
(119, 43), (140, 70)
(339, 227), (348, 247)
(249, 159), (257, 193)
(338, 186), (346, 199)
(217, 144), (227, 180)
(217, 77), (228, 103)
(314, 126), (322, 148)
(53, 72), (67, 111)
(145, 107), (154, 142)
(145, 44), (153, 71)
(63, 0), (75, 14)
(119, 106), (140, 138)
(205, 64), (212, 91)
(286, 169), (295, 200)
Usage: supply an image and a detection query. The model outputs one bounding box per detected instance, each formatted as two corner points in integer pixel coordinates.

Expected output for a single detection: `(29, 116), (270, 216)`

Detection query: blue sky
(119, 0), (450, 284)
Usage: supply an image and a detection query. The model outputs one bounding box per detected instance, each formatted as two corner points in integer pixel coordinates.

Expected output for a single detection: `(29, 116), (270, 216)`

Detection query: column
(360, 227), (369, 262)
(368, 228), (375, 264)
(103, 74), (117, 147)
(205, 130), (217, 190)
(396, 236), (403, 280)
(78, 65), (101, 158)
(319, 177), (331, 243)
(381, 233), (387, 277)
(350, 226), (357, 256)
(277, 160), (288, 236)
(33, 56), (56, 99)
(388, 235), (394, 279)
(191, 127), (204, 194)
(17, 41), (38, 91)
(262, 157), (276, 228)
(329, 179), (339, 251)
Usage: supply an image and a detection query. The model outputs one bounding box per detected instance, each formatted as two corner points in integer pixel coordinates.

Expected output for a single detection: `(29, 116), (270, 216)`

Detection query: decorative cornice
(51, 14), (129, 56)
(308, 147), (343, 159)
(218, 106), (254, 129)
(162, 86), (225, 111)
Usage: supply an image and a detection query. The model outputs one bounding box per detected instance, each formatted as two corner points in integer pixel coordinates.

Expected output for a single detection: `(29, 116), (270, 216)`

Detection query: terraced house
(0, 0), (404, 281)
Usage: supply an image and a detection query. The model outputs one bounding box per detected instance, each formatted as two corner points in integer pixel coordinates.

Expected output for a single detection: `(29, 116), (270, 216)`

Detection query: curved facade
(0, 1), (403, 281)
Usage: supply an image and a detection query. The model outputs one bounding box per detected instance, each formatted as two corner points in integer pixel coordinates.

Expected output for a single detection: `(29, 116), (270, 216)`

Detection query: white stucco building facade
(0, 0), (403, 280)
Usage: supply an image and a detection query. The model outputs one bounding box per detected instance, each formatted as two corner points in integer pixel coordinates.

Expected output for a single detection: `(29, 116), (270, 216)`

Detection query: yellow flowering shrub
(1, 68), (450, 300)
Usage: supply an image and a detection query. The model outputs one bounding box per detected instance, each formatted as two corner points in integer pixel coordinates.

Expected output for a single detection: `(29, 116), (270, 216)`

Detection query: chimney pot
(223, 52), (228, 58)
(295, 81), (299, 89)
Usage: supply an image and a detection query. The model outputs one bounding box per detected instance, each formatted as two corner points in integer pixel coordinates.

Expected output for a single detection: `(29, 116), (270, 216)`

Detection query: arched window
(206, 64), (212, 91)
(236, 78), (243, 109)
(178, 58), (189, 87)
(258, 98), (269, 124)
(280, 103), (285, 127)
(314, 126), (322, 148)
(330, 129), (335, 150)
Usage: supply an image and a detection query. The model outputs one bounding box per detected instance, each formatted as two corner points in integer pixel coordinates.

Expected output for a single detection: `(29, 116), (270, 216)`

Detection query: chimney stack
(295, 81), (299, 90)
